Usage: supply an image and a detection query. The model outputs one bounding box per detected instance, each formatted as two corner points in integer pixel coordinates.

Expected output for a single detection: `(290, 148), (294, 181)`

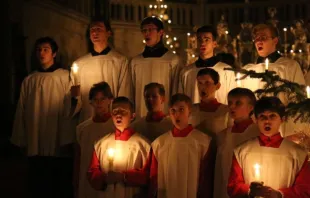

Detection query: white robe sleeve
(170, 56), (184, 95)
(222, 67), (237, 104)
(291, 60), (305, 85)
(11, 78), (28, 148)
(68, 62), (82, 118)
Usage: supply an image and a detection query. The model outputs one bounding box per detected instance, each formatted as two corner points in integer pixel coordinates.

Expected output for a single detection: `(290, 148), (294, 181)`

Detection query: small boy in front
(227, 97), (310, 198)
(190, 68), (232, 138)
(74, 81), (115, 198)
(150, 93), (215, 198)
(214, 88), (260, 198)
(87, 97), (151, 198)
(131, 82), (173, 142)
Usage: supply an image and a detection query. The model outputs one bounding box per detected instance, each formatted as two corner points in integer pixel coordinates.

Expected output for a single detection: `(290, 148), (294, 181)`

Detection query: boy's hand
(249, 185), (282, 198)
(71, 85), (80, 97)
(105, 171), (124, 184)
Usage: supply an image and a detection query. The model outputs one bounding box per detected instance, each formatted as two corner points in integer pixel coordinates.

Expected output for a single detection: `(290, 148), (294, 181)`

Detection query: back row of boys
(10, 15), (310, 198)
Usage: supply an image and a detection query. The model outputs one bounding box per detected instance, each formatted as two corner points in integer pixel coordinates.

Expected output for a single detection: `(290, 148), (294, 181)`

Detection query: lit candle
(307, 86), (310, 98)
(237, 72), (241, 87)
(107, 148), (115, 169)
(254, 163), (261, 181)
(71, 63), (79, 85)
(265, 58), (269, 71)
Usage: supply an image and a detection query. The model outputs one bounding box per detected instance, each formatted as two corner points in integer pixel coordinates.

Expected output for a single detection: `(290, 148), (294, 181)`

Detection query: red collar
(172, 125), (193, 137)
(92, 113), (111, 123)
(258, 133), (283, 148)
(115, 128), (135, 141)
(231, 119), (253, 133)
(199, 99), (221, 112)
(145, 111), (166, 122)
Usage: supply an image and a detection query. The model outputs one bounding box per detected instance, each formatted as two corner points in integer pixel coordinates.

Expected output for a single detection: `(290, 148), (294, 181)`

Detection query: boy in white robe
(71, 16), (132, 123)
(179, 25), (236, 104)
(131, 17), (183, 117)
(241, 23), (306, 137)
(74, 81), (115, 198)
(227, 97), (310, 198)
(149, 93), (215, 198)
(11, 37), (74, 197)
(87, 97), (151, 198)
(189, 68), (232, 138)
(214, 88), (259, 198)
(131, 82), (173, 142)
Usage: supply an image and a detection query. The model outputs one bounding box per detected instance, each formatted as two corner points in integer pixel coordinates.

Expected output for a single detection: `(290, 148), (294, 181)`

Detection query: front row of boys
(75, 68), (310, 198)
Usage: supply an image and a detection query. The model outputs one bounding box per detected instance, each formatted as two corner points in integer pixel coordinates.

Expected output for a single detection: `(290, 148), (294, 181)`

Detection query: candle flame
(265, 58), (269, 70)
(72, 63), (79, 74)
(254, 163), (261, 180)
(306, 86), (310, 98)
(107, 148), (115, 159)
(237, 72), (241, 87)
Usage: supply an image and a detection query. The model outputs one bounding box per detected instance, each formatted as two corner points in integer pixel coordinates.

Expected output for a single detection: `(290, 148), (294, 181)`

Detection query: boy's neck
(199, 53), (214, 60)
(92, 112), (110, 123)
(93, 43), (108, 53)
(234, 117), (252, 124)
(201, 97), (216, 104)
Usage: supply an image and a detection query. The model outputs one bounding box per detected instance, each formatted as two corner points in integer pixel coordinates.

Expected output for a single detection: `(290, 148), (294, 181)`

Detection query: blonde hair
(252, 24), (279, 38)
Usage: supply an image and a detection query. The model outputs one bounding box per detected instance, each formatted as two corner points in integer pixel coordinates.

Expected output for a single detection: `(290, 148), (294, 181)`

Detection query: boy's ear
(161, 96), (166, 103)
(131, 113), (136, 120)
(216, 82), (221, 90)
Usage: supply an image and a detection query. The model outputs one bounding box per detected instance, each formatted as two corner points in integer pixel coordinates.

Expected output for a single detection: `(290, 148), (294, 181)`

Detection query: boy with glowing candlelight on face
(131, 82), (173, 142)
(149, 93), (215, 198)
(214, 88), (259, 198)
(87, 97), (151, 198)
(189, 68), (232, 138)
(73, 81), (114, 198)
(227, 97), (310, 198)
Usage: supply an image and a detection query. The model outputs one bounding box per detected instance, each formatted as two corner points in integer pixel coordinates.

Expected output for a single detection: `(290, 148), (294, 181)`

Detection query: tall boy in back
(131, 82), (173, 142)
(150, 93), (215, 198)
(87, 97), (151, 198)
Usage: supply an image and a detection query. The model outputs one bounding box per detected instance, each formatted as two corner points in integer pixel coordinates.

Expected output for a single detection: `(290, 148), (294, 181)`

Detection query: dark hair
(196, 25), (217, 40)
(90, 16), (112, 32)
(252, 23), (279, 39)
(169, 93), (192, 109)
(228, 88), (256, 106)
(144, 82), (165, 97)
(140, 16), (164, 30)
(89, 81), (114, 100)
(197, 68), (220, 84)
(112, 96), (135, 113)
(254, 97), (285, 118)
(35, 37), (58, 53)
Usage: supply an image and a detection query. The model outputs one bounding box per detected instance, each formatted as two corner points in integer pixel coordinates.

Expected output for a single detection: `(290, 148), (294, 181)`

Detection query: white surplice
(189, 104), (233, 137)
(72, 49), (131, 123)
(179, 62), (236, 104)
(130, 51), (182, 117)
(234, 138), (307, 189)
(214, 124), (260, 198)
(130, 116), (173, 142)
(11, 68), (74, 156)
(76, 118), (114, 198)
(151, 129), (211, 198)
(94, 133), (150, 198)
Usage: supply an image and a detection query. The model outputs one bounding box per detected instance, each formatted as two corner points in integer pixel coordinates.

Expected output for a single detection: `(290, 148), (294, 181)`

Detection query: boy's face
(197, 74), (220, 100)
(253, 29), (278, 57)
(144, 87), (165, 112)
(36, 43), (55, 67)
(256, 110), (283, 136)
(141, 23), (163, 47)
(89, 22), (111, 45)
(228, 96), (254, 121)
(169, 101), (190, 130)
(90, 92), (112, 114)
(197, 32), (217, 58)
(111, 103), (135, 131)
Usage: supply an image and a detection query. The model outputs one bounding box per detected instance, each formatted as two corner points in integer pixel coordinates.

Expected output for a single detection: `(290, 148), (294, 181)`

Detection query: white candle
(265, 58), (269, 71)
(71, 63), (79, 85)
(254, 163), (261, 181)
(237, 72), (241, 87)
(307, 86), (310, 98)
(107, 148), (115, 169)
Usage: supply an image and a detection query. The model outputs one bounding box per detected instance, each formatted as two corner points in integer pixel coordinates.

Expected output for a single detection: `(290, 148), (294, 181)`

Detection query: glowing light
(107, 148), (115, 160)
(72, 63), (79, 74)
(254, 163), (261, 181)
(168, 20), (172, 24)
(166, 41), (170, 44)
(283, 27), (287, 31)
(299, 49), (302, 53)
(225, 30), (229, 34)
(143, 40), (146, 43)
(237, 72), (241, 87)
(164, 5), (167, 8)
(166, 35), (169, 38)
(192, 54), (195, 58)
(173, 37), (177, 41)
(187, 32), (191, 36)
(149, 4), (152, 8)
(290, 50), (294, 53)
(173, 51), (176, 54)
(307, 86), (310, 98)
(170, 45), (173, 48)
(265, 58), (269, 70)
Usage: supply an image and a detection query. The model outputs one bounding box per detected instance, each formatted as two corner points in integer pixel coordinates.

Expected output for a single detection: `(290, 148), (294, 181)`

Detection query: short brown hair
(252, 24), (279, 39)
(144, 82), (165, 97)
(89, 81), (114, 100)
(169, 93), (192, 109)
(112, 96), (135, 113)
